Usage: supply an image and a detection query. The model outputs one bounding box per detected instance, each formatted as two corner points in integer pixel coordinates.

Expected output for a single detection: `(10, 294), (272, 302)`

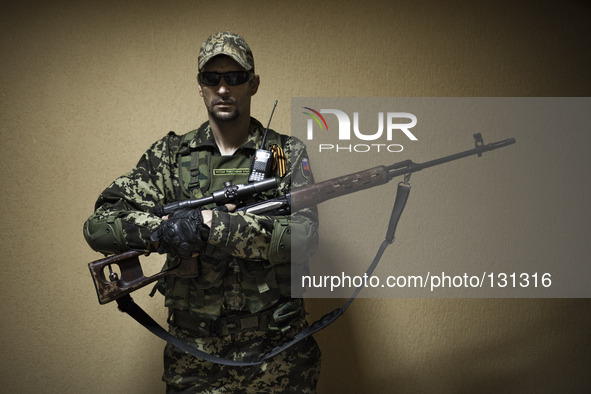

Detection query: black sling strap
(116, 181), (412, 367)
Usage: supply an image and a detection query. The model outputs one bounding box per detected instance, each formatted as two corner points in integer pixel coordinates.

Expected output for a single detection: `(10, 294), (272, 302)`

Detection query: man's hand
(201, 210), (213, 228)
(150, 209), (210, 258)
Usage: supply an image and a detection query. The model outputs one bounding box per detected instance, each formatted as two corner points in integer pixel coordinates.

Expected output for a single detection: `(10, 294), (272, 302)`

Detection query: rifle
(88, 133), (515, 305)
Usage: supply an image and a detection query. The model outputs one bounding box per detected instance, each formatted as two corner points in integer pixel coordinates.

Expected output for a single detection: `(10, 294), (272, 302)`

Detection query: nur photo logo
(302, 106), (418, 153)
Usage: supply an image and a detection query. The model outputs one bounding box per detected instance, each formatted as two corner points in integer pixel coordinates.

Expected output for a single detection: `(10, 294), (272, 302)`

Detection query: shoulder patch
(300, 158), (313, 183)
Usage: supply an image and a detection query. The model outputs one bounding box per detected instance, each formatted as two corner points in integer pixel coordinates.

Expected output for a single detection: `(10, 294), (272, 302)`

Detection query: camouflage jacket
(84, 118), (318, 319)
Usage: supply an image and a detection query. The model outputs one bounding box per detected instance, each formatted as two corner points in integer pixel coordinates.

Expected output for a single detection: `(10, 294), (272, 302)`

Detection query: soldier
(84, 31), (321, 392)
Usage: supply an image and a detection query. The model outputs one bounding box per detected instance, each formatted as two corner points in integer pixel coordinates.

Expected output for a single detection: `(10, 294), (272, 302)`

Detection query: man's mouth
(214, 100), (234, 108)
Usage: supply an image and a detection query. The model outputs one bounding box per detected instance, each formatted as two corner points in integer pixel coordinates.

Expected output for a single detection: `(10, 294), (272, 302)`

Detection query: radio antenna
(260, 100), (278, 149)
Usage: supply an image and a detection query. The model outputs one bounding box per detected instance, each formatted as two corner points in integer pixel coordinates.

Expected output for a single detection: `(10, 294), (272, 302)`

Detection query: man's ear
(197, 75), (203, 97)
(249, 75), (260, 96)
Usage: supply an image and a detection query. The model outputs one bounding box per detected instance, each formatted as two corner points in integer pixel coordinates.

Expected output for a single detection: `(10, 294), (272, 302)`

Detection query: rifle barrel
(386, 137), (516, 179)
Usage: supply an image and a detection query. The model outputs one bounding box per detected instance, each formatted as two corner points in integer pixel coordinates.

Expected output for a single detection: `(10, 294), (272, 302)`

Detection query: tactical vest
(162, 129), (292, 319)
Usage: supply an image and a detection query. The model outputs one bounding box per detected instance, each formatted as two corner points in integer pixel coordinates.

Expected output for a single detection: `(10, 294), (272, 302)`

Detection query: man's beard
(208, 99), (240, 122)
(210, 108), (240, 122)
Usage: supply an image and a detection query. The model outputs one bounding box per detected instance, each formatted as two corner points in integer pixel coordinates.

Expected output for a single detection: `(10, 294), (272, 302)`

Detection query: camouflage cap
(198, 31), (254, 71)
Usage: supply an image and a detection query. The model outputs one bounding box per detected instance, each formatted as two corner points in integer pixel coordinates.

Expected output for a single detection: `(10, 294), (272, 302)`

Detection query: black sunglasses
(198, 71), (254, 86)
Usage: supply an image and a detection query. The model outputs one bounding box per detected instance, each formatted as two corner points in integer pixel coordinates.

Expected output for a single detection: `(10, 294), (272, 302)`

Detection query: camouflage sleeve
(207, 136), (318, 262)
(83, 134), (180, 254)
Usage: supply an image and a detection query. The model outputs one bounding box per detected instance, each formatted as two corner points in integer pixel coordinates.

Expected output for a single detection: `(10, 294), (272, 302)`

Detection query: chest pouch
(178, 146), (212, 201)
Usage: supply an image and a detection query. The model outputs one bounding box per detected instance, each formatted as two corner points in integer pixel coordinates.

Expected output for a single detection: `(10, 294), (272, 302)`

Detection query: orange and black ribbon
(269, 144), (286, 177)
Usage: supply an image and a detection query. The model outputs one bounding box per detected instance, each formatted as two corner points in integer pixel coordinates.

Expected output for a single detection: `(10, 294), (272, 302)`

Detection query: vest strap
(187, 149), (200, 190)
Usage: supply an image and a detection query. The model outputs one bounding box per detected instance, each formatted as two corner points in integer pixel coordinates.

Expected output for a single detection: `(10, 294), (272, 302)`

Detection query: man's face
(198, 55), (259, 123)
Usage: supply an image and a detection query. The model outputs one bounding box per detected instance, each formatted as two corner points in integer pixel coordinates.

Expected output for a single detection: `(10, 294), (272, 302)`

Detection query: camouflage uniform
(84, 117), (321, 392)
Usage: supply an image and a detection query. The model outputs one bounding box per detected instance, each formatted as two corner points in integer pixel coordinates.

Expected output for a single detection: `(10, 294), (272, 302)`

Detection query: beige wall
(1, 0), (590, 393)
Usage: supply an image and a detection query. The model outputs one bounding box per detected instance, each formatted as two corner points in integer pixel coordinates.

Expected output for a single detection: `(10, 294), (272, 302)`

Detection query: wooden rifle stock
(289, 166), (390, 212)
(88, 133), (516, 305)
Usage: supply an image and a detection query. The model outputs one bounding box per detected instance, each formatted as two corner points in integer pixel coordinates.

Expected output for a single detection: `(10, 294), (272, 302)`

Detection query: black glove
(150, 209), (210, 258)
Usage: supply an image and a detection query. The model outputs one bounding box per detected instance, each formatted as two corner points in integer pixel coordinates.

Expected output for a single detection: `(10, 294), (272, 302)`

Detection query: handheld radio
(248, 100), (278, 182)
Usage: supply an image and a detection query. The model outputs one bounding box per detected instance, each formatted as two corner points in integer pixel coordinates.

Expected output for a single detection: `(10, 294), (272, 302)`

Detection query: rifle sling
(116, 181), (411, 367)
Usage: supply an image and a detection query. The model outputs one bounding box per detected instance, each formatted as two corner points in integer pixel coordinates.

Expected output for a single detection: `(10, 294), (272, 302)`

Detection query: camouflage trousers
(162, 318), (321, 393)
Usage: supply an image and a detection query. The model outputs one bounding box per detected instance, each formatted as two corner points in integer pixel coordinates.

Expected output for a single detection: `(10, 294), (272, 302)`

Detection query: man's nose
(217, 82), (230, 96)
